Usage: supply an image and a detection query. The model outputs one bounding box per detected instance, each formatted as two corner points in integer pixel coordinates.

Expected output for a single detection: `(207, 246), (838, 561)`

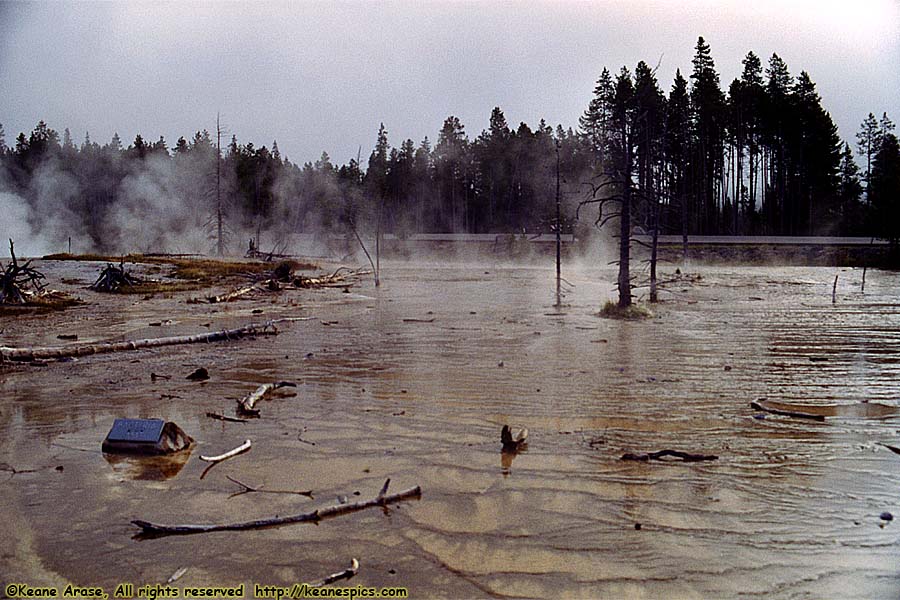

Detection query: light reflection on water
(1, 261), (900, 597)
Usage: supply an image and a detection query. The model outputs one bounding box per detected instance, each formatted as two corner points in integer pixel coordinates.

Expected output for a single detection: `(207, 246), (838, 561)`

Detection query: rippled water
(2, 260), (899, 598)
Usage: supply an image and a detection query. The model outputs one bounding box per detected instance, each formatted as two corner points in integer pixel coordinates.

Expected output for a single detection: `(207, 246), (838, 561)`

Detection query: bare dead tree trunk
(216, 113), (224, 257)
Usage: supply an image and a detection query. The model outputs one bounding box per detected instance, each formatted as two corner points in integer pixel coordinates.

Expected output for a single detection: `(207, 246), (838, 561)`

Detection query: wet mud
(2, 260), (900, 598)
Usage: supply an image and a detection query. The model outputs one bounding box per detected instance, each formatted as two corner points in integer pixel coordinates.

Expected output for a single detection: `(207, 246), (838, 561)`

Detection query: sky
(1, 0), (898, 167)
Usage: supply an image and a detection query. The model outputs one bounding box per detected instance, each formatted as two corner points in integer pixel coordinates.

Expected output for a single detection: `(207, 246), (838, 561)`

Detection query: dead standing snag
(131, 478), (422, 536)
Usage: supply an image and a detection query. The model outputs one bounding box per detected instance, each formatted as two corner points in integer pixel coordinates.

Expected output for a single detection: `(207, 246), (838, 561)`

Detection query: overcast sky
(1, 0), (898, 166)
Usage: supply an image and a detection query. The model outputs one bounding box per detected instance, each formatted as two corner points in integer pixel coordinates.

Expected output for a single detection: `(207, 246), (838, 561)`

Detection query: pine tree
(108, 132), (122, 152)
(856, 112), (881, 203)
(764, 53), (793, 232)
(666, 69), (691, 257)
(579, 68), (615, 166)
(740, 51), (765, 225)
(869, 133), (900, 246)
(690, 37), (726, 233)
(837, 143), (864, 234)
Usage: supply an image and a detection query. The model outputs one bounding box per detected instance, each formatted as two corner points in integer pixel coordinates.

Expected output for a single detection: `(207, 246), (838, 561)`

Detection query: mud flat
(2, 259), (900, 598)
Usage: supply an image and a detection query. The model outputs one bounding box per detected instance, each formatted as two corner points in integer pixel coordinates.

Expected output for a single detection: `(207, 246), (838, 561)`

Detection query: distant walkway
(637, 235), (885, 246)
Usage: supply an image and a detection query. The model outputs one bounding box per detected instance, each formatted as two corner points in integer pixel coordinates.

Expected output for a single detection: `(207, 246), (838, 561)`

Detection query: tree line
(0, 37), (897, 255)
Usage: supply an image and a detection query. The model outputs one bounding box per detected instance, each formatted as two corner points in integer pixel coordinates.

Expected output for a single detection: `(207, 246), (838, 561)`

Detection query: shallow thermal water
(2, 260), (900, 598)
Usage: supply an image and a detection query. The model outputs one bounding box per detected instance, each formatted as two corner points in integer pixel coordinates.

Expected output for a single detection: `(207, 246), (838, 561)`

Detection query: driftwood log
(204, 284), (259, 304)
(0, 322), (278, 363)
(238, 381), (297, 416)
(132, 478), (421, 536)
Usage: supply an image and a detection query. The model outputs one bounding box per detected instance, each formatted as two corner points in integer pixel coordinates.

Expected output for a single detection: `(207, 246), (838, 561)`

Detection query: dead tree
(0, 239), (47, 304)
(90, 262), (142, 292)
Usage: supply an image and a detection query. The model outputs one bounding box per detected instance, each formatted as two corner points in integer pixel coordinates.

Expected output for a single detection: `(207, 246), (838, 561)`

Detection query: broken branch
(131, 479), (422, 536)
(205, 412), (248, 424)
(237, 381), (297, 416)
(199, 439), (252, 463)
(225, 475), (313, 498)
(312, 559), (359, 588)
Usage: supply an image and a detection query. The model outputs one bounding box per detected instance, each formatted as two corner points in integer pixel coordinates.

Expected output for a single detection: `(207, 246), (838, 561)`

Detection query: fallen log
(621, 449), (718, 462)
(132, 478), (421, 536)
(238, 381), (297, 416)
(0, 322), (278, 363)
(204, 284), (259, 304)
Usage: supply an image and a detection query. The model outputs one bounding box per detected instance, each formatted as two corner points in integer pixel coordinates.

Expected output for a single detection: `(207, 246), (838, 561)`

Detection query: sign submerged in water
(101, 418), (193, 455)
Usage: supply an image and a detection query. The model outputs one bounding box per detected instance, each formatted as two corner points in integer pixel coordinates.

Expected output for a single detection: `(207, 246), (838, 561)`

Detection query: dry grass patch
(598, 301), (653, 320)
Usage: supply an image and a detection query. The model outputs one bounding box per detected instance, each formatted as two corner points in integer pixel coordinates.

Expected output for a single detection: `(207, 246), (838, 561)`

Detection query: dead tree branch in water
(0, 321), (279, 363)
(199, 439), (252, 463)
(312, 559), (359, 587)
(621, 449), (718, 462)
(225, 475), (313, 499)
(132, 479), (421, 536)
(237, 381), (297, 416)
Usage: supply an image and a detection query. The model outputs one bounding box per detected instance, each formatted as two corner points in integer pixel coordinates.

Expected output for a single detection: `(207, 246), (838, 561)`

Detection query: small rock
(880, 512), (893, 521)
(498, 361), (504, 367)
(388, 569), (397, 575)
(724, 365), (732, 371)
(634, 523), (642, 530)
